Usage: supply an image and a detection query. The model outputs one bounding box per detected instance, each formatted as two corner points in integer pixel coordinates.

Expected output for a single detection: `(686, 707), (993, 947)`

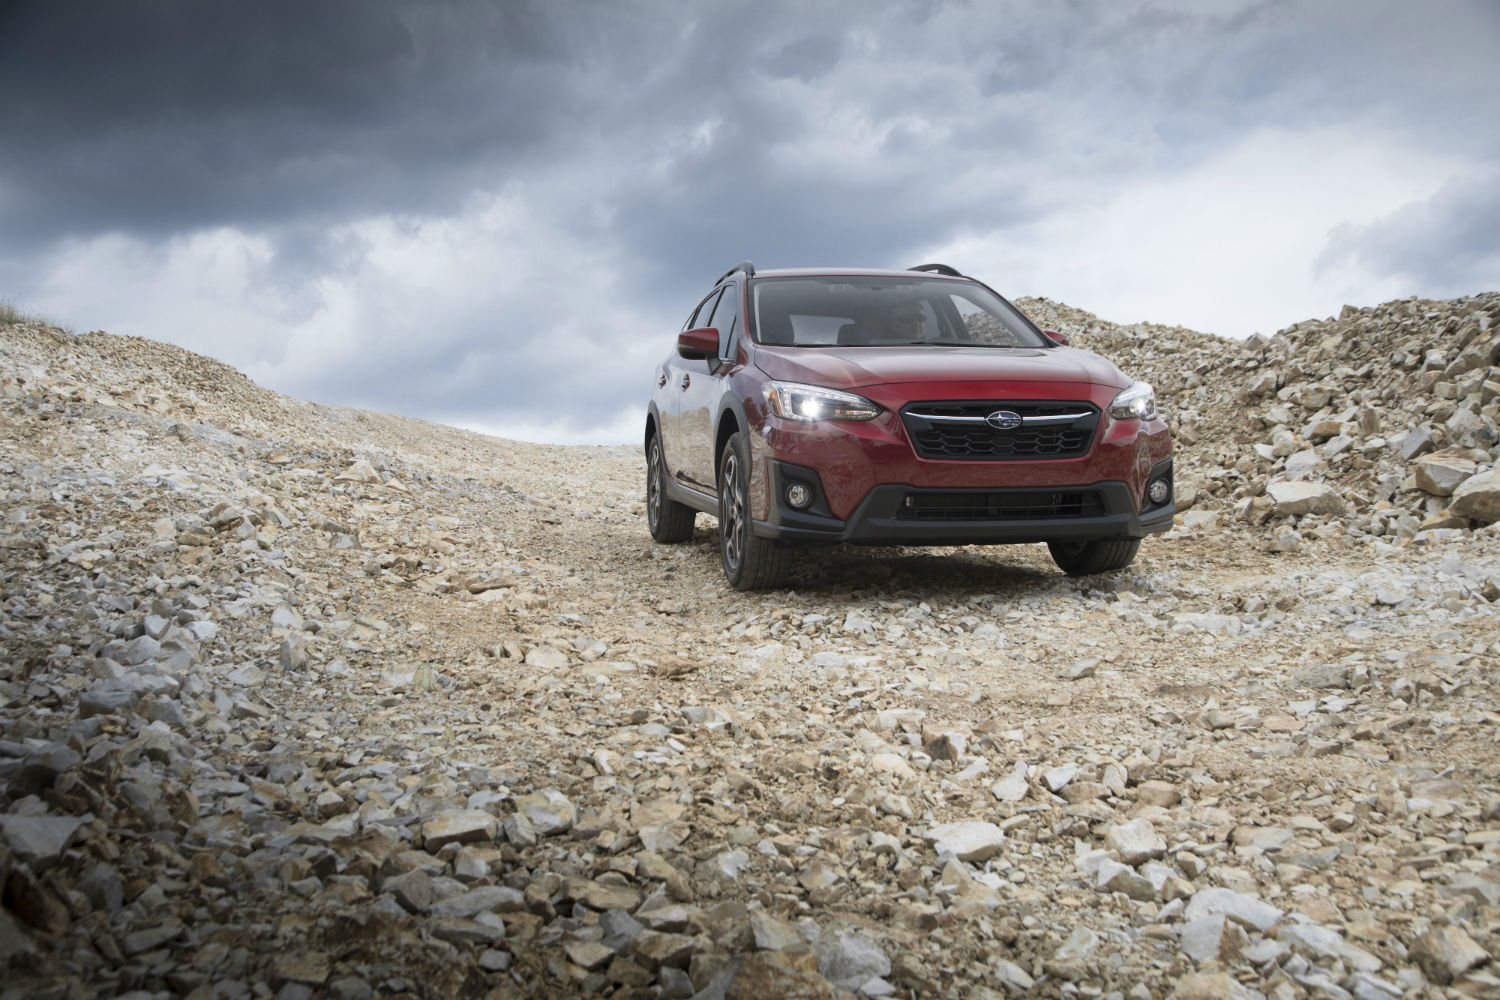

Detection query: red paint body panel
(754, 344), (1131, 392)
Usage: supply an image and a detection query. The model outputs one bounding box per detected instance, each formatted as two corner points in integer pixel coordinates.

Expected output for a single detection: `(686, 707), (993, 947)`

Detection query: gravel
(2, 294), (1498, 998)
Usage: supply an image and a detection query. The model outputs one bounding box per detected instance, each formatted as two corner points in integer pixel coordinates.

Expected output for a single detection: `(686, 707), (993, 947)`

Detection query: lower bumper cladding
(756, 459), (1174, 546)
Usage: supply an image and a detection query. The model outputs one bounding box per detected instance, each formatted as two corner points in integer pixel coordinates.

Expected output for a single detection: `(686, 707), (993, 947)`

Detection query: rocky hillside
(1, 295), (1498, 1000)
(1019, 293), (1500, 545)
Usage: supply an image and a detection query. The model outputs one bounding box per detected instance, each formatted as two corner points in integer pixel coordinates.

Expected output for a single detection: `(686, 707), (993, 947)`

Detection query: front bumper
(757, 459), (1175, 545)
(747, 377), (1174, 546)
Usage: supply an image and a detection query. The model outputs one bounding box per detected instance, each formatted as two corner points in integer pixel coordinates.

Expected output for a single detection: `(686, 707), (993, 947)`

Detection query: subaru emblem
(985, 409), (1022, 430)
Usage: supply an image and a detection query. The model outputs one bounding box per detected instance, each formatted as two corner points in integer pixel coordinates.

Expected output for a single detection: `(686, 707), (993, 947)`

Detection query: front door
(661, 287), (722, 490)
(679, 282), (740, 491)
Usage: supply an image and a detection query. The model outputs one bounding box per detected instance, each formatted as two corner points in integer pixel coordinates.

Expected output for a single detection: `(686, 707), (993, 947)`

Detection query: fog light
(1148, 477), (1171, 505)
(786, 483), (812, 509)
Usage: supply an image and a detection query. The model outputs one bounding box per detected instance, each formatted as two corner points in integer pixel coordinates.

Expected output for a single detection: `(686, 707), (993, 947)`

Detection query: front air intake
(900, 400), (1099, 460)
(895, 489), (1106, 521)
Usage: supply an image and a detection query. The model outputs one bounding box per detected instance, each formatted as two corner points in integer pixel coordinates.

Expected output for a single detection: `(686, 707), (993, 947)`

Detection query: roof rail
(908, 263), (963, 277)
(717, 260), (755, 284)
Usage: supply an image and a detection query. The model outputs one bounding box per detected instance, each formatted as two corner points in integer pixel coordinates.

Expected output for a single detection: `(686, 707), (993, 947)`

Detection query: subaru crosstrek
(644, 262), (1173, 589)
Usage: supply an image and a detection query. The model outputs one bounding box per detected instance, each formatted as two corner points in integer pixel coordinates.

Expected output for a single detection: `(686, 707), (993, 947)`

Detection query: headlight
(763, 381), (882, 422)
(1108, 381), (1157, 421)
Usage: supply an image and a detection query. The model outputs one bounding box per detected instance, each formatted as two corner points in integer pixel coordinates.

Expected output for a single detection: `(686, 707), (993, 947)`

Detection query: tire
(1047, 538), (1141, 576)
(718, 431), (791, 590)
(646, 433), (695, 543)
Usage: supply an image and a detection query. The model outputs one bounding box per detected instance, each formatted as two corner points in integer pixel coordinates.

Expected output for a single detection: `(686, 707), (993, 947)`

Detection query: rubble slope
(2, 293), (1498, 1000)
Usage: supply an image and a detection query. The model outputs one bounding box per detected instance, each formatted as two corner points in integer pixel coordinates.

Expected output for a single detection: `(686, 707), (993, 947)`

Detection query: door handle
(657, 373), (667, 388)
(680, 374), (691, 390)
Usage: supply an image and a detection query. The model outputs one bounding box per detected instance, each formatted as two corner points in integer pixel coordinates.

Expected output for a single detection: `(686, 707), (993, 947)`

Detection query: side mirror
(677, 327), (720, 360)
(1043, 329), (1071, 347)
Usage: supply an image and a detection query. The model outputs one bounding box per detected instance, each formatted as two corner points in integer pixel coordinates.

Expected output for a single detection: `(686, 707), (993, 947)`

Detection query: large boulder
(1448, 468), (1500, 524)
(1413, 450), (1477, 496)
(1266, 480), (1346, 517)
(924, 821), (1005, 862)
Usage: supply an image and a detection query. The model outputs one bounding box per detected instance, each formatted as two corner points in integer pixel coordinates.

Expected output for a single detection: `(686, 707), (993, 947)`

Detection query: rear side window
(786, 315), (846, 345)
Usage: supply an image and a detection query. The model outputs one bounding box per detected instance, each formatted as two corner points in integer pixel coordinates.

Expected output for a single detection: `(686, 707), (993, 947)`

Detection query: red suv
(645, 262), (1173, 589)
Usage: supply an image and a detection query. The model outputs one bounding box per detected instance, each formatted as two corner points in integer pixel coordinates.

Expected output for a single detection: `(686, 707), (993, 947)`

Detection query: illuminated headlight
(1108, 381), (1157, 421)
(763, 381), (881, 422)
(786, 483), (812, 509)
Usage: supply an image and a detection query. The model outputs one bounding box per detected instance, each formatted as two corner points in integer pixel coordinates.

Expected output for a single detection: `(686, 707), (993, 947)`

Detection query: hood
(752, 344), (1133, 390)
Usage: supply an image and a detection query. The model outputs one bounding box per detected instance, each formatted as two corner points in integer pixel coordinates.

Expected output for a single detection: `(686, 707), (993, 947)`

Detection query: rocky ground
(1, 292), (1498, 1000)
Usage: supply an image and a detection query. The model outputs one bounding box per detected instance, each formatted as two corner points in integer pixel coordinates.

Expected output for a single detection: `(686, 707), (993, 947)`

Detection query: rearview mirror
(1043, 329), (1071, 347)
(677, 327), (720, 360)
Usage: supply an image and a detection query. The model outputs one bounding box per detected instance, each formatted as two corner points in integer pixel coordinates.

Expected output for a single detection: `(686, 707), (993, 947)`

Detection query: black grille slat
(901, 400), (1099, 461)
(913, 425), (1091, 458)
(896, 490), (1105, 521)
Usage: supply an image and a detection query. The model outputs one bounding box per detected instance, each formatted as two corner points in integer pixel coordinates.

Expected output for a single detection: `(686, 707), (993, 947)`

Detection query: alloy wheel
(721, 450), (745, 571)
(647, 440), (663, 531)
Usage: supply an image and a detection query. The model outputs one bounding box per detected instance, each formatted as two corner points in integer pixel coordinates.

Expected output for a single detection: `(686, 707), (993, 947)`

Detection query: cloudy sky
(1, 1), (1496, 444)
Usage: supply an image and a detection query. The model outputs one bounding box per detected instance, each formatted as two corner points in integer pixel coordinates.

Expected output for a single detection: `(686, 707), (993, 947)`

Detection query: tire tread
(720, 432), (791, 590)
(1047, 538), (1141, 575)
(647, 436), (696, 543)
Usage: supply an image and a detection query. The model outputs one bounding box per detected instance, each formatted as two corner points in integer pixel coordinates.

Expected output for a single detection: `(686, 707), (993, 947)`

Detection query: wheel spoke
(647, 443), (661, 527)
(722, 453), (743, 568)
(713, 433), (788, 589)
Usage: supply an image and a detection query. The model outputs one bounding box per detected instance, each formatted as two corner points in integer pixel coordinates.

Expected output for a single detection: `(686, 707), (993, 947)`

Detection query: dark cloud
(0, 0), (1495, 442)
(757, 33), (846, 83)
(1316, 171), (1500, 294)
(4, 0), (1492, 248)
(0, 0), (570, 238)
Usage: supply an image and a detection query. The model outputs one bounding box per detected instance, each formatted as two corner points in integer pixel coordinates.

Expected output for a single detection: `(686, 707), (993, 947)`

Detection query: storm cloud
(1, 0), (1495, 442)
(1317, 171), (1500, 295)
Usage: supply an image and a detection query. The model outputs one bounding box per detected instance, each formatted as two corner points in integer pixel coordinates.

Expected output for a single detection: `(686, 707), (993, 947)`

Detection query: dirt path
(2, 317), (1497, 998)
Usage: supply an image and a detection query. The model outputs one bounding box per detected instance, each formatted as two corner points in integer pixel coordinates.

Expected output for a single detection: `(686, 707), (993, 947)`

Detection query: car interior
(751, 278), (1037, 348)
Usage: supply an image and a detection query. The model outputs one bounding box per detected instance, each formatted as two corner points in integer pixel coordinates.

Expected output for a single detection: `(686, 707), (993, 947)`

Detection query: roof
(740, 266), (970, 281)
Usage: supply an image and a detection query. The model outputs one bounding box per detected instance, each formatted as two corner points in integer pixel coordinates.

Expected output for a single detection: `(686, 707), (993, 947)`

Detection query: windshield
(749, 276), (1049, 349)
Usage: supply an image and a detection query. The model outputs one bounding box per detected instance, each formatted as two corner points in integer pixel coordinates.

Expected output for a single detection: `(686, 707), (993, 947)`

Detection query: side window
(685, 289), (723, 332)
(709, 284), (740, 357)
(787, 315), (849, 344)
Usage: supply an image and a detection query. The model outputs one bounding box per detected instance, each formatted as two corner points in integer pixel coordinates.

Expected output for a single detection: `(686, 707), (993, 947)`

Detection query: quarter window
(707, 285), (740, 357)
(685, 288), (723, 332)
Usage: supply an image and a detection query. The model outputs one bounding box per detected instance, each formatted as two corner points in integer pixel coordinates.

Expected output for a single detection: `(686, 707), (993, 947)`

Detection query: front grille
(896, 490), (1105, 521)
(901, 400), (1098, 460)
